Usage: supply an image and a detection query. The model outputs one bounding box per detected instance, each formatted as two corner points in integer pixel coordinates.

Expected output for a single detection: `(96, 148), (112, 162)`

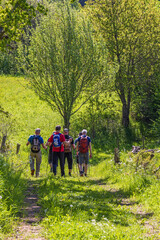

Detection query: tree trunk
(63, 112), (71, 130)
(120, 88), (131, 128)
(122, 103), (130, 128)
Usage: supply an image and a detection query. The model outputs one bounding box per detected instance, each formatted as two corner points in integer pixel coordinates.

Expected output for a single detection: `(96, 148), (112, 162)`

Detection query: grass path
(7, 180), (46, 240)
(4, 171), (160, 239)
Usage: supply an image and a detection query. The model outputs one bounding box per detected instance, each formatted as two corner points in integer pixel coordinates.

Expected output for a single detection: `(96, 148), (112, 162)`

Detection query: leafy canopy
(20, 1), (112, 127)
(0, 0), (47, 49)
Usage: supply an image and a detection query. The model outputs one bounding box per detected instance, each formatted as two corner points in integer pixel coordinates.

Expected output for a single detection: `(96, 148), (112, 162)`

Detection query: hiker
(63, 128), (75, 176)
(45, 138), (53, 172)
(76, 129), (92, 176)
(26, 128), (47, 177)
(48, 125), (65, 176)
(74, 132), (82, 173)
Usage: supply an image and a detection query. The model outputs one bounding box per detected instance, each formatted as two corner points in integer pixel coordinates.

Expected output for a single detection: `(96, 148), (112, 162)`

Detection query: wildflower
(70, 204), (73, 207)
(0, 196), (2, 200)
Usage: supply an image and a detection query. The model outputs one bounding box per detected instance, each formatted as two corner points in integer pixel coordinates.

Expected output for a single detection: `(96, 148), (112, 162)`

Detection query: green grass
(0, 154), (27, 237)
(1, 76), (160, 239)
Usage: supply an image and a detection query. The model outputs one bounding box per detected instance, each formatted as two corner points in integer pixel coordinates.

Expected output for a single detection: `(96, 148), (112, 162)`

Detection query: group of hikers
(26, 125), (92, 177)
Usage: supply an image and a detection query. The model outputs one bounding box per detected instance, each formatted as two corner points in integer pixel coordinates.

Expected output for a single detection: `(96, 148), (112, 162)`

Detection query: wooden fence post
(16, 143), (21, 154)
(114, 148), (120, 164)
(1, 135), (7, 152)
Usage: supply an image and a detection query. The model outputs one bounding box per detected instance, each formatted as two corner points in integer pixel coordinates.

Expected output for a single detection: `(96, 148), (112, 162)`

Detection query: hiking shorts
(79, 152), (89, 165)
(64, 152), (73, 169)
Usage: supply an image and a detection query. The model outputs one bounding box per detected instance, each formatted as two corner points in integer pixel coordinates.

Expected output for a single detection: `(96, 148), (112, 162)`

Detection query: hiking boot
(80, 171), (83, 177)
(69, 172), (71, 176)
(84, 173), (87, 177)
(31, 169), (35, 176)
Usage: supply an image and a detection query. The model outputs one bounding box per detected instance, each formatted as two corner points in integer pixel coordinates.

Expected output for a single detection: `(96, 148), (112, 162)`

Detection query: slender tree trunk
(63, 112), (71, 130)
(120, 91), (131, 128)
(122, 102), (130, 128)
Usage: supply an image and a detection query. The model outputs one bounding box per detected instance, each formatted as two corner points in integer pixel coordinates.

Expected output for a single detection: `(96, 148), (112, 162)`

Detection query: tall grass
(0, 154), (26, 237)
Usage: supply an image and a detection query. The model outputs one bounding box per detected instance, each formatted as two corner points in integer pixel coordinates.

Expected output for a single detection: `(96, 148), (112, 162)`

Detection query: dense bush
(0, 49), (18, 75)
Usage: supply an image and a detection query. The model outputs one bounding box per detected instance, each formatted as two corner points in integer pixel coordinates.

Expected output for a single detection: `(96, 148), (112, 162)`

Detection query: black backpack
(31, 135), (41, 153)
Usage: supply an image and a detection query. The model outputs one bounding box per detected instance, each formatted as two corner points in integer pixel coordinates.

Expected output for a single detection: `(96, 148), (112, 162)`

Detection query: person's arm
(26, 141), (30, 146)
(42, 143), (47, 150)
(45, 141), (49, 147)
(48, 135), (53, 147)
(71, 138), (75, 150)
(76, 141), (79, 154)
(89, 142), (92, 158)
(48, 142), (52, 147)
(72, 143), (76, 150)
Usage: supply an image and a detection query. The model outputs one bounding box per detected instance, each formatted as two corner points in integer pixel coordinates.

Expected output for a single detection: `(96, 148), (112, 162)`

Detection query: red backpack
(79, 136), (88, 153)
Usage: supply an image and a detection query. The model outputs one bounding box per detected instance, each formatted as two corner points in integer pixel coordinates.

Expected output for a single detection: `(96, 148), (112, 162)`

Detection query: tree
(0, 0), (47, 49)
(85, 0), (160, 128)
(20, 1), (111, 128)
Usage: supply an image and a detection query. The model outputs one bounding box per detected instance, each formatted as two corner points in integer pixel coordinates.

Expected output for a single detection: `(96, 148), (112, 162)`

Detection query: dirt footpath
(7, 180), (46, 240)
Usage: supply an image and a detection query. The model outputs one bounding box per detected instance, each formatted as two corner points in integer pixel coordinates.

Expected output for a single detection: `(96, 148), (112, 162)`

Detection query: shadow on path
(7, 180), (46, 240)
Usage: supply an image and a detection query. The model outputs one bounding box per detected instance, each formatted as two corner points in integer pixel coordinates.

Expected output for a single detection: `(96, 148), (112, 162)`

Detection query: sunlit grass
(1, 76), (160, 239)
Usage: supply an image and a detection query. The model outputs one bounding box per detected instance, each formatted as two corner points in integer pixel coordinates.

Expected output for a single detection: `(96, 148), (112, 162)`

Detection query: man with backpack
(26, 128), (47, 177)
(76, 129), (92, 176)
(48, 125), (65, 176)
(63, 128), (75, 176)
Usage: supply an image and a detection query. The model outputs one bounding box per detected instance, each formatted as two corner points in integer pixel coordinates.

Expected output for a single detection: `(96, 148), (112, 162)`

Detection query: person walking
(26, 128), (47, 177)
(45, 138), (53, 172)
(48, 125), (65, 176)
(63, 128), (75, 176)
(76, 129), (92, 176)
(74, 132), (82, 173)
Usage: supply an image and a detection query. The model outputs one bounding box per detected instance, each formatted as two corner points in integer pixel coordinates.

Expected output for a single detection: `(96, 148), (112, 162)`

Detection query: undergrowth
(0, 154), (26, 238)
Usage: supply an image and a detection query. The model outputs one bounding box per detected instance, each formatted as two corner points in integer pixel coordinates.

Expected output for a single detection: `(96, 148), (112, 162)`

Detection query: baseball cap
(64, 128), (68, 132)
(35, 128), (41, 133)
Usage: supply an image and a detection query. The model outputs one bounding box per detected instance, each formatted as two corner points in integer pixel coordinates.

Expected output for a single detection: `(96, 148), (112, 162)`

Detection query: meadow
(0, 76), (160, 239)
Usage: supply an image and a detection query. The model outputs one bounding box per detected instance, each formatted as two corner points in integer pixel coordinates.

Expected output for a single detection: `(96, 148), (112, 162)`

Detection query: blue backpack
(53, 133), (62, 148)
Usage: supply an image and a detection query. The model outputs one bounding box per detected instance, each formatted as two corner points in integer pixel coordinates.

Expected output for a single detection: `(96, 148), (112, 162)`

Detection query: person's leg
(84, 152), (89, 176)
(48, 148), (53, 172)
(53, 152), (58, 175)
(64, 153), (66, 173)
(79, 153), (84, 176)
(76, 153), (80, 173)
(30, 151), (35, 176)
(68, 152), (73, 176)
(36, 151), (42, 177)
(59, 152), (65, 176)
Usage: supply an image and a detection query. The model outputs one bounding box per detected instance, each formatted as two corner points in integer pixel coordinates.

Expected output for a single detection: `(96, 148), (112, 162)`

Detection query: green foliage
(1, 75), (160, 239)
(71, 95), (136, 151)
(85, 0), (160, 127)
(17, 0), (112, 128)
(0, 0), (47, 50)
(0, 154), (26, 234)
(0, 49), (18, 74)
